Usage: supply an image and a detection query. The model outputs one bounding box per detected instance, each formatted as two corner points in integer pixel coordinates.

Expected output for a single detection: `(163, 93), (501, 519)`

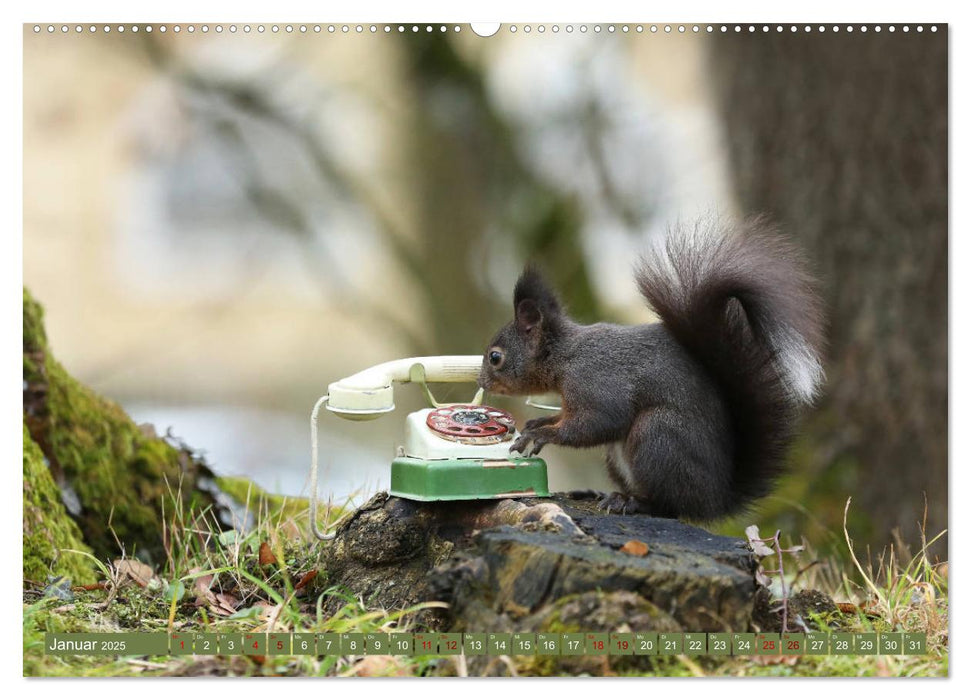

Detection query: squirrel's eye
(489, 350), (504, 367)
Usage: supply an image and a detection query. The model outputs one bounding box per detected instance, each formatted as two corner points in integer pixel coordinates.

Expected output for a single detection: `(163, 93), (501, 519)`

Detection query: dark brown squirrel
(477, 217), (825, 519)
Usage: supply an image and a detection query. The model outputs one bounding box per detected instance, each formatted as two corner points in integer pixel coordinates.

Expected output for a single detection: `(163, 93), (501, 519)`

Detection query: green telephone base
(390, 456), (550, 501)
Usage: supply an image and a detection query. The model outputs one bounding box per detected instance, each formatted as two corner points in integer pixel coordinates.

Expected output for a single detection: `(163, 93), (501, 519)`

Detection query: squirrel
(477, 217), (825, 519)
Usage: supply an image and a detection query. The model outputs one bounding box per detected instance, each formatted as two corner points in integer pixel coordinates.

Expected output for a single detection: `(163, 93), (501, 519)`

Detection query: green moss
(22, 423), (97, 585)
(23, 288), (220, 561)
(215, 475), (311, 523)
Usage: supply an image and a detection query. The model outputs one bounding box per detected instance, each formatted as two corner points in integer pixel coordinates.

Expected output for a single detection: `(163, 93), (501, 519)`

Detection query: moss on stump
(23, 288), (229, 562)
(215, 476), (311, 525)
(23, 422), (98, 585)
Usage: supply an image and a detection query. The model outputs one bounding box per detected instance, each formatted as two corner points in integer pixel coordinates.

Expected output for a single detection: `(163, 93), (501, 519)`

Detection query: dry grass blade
(842, 498), (887, 609)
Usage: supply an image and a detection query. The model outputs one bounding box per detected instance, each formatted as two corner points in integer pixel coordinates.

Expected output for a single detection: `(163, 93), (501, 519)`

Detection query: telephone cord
(309, 395), (353, 541)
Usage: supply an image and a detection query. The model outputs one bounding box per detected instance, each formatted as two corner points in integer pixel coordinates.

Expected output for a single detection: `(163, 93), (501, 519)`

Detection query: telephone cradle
(310, 357), (552, 522)
(390, 403), (549, 501)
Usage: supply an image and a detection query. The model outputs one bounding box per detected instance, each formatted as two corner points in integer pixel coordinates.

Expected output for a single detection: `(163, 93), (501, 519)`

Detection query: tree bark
(708, 29), (947, 554)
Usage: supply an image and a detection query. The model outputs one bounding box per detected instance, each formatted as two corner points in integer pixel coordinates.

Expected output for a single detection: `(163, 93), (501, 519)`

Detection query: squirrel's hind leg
(623, 407), (732, 520)
(598, 443), (652, 514)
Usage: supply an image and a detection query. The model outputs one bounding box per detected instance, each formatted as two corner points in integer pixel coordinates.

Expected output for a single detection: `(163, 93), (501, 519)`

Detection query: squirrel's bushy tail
(636, 217), (825, 510)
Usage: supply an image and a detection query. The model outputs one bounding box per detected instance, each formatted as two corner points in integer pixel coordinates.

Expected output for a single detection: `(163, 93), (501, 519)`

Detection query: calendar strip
(42, 632), (928, 657)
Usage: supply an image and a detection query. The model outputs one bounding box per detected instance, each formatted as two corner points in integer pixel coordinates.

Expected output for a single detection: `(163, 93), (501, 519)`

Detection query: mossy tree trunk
(23, 288), (234, 566)
(23, 422), (97, 585)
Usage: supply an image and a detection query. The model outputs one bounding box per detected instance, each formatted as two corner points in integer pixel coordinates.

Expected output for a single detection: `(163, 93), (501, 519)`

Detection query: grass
(23, 481), (443, 677)
(22, 486), (948, 678)
(717, 498), (949, 678)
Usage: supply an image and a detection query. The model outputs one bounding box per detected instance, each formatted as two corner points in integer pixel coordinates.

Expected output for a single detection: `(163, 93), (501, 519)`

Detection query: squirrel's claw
(511, 428), (547, 457)
(509, 428), (549, 457)
(597, 492), (648, 515)
(527, 439), (547, 457)
(510, 434), (532, 455)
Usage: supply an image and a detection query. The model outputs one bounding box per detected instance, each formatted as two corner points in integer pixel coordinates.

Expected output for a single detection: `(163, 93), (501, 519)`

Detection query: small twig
(746, 524), (805, 633)
(772, 530), (789, 633)
(91, 561), (122, 612)
(790, 560), (823, 589)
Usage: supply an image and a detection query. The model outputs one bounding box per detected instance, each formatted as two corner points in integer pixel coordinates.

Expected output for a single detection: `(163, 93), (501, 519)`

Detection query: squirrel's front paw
(510, 429), (548, 457)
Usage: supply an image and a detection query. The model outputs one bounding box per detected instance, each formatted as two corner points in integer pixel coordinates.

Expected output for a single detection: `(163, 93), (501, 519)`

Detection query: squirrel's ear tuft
(513, 265), (562, 317)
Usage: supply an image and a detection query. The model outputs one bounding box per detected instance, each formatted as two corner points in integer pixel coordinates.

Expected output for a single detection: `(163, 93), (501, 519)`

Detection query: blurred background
(23, 24), (947, 557)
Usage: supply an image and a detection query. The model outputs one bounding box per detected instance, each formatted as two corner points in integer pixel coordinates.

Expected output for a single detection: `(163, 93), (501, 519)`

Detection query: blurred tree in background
(709, 29), (948, 557)
(382, 33), (605, 350)
(139, 32), (628, 359)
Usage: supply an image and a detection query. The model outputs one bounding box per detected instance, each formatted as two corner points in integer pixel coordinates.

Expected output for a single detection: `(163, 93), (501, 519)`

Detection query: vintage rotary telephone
(308, 356), (557, 540)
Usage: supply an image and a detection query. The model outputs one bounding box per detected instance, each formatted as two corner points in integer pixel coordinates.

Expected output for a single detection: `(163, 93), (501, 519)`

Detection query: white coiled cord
(308, 395), (354, 541)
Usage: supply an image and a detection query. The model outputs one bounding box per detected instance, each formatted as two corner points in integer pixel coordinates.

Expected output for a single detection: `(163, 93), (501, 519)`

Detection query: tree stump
(321, 491), (762, 673)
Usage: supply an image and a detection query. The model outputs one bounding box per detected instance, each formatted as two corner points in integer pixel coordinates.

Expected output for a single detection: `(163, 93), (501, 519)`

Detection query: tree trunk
(708, 29), (947, 555)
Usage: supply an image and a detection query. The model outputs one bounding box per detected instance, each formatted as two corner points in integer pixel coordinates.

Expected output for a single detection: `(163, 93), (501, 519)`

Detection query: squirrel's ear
(514, 265), (562, 317)
(516, 299), (542, 335)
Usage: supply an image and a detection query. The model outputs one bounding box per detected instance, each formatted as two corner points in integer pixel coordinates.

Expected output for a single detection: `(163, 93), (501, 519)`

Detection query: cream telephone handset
(309, 356), (554, 540)
(325, 356), (485, 419)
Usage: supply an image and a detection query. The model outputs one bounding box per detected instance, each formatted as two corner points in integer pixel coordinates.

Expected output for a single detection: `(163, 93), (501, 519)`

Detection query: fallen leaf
(114, 559), (155, 587)
(192, 583), (219, 609)
(216, 592), (239, 608)
(258, 542), (277, 566)
(209, 592), (239, 617)
(192, 570), (215, 599)
(836, 601), (880, 618)
(620, 540), (649, 556)
(294, 570), (317, 591)
(73, 582), (109, 592)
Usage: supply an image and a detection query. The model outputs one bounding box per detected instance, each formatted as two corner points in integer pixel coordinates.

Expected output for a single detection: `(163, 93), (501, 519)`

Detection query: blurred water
(124, 402), (396, 505)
